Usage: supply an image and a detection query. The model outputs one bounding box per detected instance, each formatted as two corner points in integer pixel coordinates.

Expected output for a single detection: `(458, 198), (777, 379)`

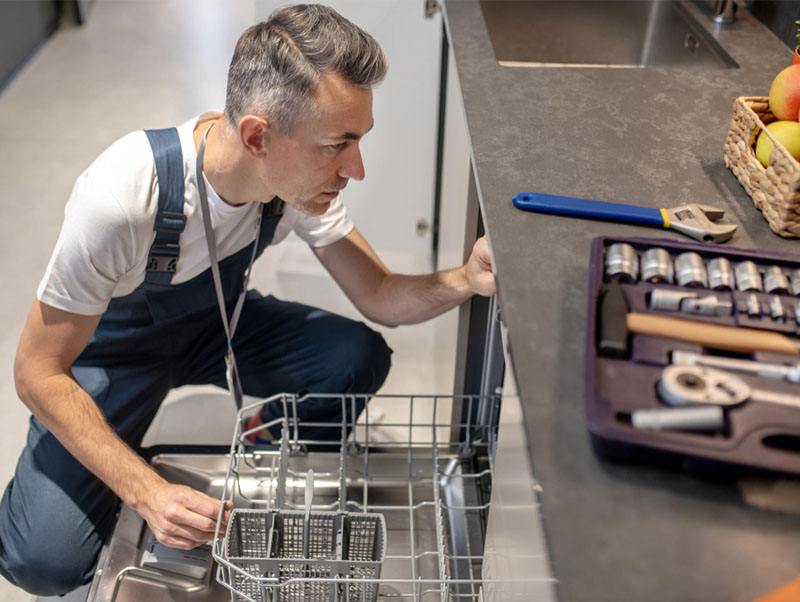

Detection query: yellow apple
(755, 120), (800, 167)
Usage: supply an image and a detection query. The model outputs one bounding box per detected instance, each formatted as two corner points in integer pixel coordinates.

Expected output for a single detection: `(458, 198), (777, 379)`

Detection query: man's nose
(338, 144), (365, 181)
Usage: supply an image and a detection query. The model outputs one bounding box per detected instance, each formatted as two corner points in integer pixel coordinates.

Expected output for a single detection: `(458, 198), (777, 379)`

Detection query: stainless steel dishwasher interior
(479, 0), (739, 68)
(87, 394), (498, 601)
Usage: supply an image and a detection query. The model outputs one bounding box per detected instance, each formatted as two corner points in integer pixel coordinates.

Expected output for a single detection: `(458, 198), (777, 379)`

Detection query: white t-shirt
(37, 112), (354, 315)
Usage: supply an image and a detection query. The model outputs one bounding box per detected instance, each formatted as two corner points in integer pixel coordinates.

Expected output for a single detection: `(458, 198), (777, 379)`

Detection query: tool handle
(627, 313), (800, 355)
(513, 192), (665, 227)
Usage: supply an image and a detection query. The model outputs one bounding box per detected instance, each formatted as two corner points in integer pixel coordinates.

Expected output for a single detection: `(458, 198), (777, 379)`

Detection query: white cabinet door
(258, 0), (442, 261)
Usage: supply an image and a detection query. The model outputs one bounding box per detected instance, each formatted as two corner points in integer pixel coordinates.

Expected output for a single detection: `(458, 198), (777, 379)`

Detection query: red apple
(769, 65), (800, 121)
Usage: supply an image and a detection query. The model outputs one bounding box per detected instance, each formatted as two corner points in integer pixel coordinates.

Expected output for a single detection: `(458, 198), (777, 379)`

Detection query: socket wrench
(658, 364), (800, 410)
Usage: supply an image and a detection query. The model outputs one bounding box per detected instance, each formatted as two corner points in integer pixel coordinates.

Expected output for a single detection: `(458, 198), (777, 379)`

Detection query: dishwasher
(86, 392), (501, 601)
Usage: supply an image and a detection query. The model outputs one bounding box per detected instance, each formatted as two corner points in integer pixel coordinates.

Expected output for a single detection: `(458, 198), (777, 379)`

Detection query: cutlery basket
(225, 507), (386, 602)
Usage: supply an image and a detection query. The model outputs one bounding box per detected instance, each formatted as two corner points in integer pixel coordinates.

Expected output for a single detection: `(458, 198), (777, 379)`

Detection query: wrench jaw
(693, 204), (726, 221)
(665, 204), (737, 243)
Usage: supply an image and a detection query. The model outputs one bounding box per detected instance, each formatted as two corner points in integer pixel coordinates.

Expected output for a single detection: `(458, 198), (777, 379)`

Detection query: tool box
(585, 236), (800, 477)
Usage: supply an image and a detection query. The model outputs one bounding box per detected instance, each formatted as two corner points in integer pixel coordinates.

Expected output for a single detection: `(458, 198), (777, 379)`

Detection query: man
(1, 4), (495, 596)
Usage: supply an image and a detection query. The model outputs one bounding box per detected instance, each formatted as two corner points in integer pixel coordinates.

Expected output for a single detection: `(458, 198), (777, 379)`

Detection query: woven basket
(723, 96), (800, 237)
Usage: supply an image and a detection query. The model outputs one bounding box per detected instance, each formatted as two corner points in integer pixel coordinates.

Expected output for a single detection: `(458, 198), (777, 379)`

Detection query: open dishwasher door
(481, 360), (558, 602)
(87, 392), (502, 602)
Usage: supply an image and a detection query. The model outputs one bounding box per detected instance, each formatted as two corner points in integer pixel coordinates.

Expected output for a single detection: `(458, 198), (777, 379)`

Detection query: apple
(755, 120), (800, 167)
(769, 65), (800, 120)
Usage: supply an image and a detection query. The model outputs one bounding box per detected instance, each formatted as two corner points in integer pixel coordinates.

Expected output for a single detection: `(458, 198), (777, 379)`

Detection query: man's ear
(238, 115), (270, 158)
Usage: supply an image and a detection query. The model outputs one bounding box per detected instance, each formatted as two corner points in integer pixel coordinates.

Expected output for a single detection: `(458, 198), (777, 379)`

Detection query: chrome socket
(764, 266), (790, 295)
(770, 296), (785, 322)
(791, 269), (800, 296)
(707, 257), (734, 290)
(681, 295), (733, 316)
(746, 293), (761, 317)
(674, 252), (707, 288)
(649, 289), (732, 316)
(641, 248), (674, 283)
(605, 243), (638, 282)
(734, 261), (763, 292)
(649, 289), (686, 312)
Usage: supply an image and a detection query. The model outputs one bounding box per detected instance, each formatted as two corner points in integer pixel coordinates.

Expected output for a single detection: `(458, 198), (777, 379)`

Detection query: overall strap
(144, 128), (186, 285)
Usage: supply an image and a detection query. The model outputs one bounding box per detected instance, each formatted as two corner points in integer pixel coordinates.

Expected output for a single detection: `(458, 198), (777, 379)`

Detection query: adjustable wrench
(512, 192), (737, 242)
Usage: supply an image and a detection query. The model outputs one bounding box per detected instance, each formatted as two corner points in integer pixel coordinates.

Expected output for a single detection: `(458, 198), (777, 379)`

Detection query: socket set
(604, 241), (800, 330)
(585, 236), (800, 477)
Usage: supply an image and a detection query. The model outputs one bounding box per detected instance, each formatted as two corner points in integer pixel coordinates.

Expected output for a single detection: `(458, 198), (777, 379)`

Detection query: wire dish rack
(212, 393), (501, 602)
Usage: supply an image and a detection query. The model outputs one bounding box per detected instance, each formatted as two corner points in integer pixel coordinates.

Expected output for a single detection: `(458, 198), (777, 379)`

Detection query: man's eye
(328, 142), (347, 151)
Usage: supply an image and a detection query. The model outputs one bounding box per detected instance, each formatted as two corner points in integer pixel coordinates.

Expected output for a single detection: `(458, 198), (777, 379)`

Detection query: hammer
(597, 280), (800, 356)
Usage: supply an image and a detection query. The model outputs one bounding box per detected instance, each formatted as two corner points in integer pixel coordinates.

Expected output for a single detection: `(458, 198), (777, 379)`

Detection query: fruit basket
(723, 95), (800, 237)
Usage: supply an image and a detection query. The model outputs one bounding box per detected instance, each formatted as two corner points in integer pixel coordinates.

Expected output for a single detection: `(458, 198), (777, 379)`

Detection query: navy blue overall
(0, 128), (391, 596)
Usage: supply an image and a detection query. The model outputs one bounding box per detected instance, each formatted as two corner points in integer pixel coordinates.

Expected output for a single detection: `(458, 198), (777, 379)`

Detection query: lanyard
(196, 125), (263, 409)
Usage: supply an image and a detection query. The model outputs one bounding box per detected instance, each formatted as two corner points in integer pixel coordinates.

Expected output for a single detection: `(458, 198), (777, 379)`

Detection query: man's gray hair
(224, 4), (388, 135)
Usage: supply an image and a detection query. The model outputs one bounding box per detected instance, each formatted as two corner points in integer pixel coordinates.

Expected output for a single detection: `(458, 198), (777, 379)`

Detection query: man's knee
(335, 323), (392, 393)
(1, 526), (98, 596)
(0, 440), (108, 597)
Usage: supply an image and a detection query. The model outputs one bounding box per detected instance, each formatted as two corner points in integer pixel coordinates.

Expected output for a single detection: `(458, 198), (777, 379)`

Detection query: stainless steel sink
(479, 0), (739, 68)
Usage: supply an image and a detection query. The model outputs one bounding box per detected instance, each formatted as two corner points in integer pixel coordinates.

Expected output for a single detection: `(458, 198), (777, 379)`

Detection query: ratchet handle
(513, 192), (666, 227)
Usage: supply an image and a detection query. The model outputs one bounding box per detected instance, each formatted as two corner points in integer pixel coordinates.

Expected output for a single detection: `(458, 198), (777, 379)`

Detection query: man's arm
(13, 300), (229, 549)
(313, 228), (496, 327)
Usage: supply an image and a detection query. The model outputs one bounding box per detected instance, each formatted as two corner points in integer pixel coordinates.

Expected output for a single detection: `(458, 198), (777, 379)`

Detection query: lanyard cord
(196, 125), (263, 408)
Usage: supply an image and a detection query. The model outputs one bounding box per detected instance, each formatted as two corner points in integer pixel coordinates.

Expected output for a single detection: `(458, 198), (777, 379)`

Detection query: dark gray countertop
(443, 2), (800, 600)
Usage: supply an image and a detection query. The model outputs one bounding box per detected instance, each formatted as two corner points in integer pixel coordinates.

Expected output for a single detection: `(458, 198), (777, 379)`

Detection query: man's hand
(15, 301), (234, 551)
(465, 236), (496, 296)
(314, 228), (497, 326)
(140, 482), (232, 549)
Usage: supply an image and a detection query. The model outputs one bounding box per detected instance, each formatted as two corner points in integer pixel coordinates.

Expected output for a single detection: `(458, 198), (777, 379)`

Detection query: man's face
(260, 73), (374, 216)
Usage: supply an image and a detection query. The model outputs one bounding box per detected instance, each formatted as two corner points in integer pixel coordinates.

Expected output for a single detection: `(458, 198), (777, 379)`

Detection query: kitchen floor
(0, 3), (457, 601)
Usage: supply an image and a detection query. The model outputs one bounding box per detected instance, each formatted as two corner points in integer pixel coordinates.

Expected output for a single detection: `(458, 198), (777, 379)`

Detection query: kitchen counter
(442, 1), (800, 600)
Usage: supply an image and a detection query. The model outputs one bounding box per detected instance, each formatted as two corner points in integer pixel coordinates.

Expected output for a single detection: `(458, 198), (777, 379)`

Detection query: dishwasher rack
(212, 392), (501, 602)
